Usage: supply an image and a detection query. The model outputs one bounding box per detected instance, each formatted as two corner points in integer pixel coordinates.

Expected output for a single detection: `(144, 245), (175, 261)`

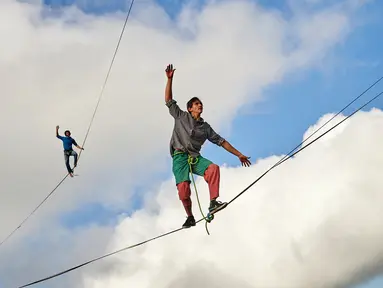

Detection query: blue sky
(41, 0), (383, 287)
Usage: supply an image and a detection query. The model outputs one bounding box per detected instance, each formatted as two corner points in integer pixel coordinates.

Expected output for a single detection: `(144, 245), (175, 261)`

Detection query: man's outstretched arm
(207, 124), (251, 167)
(72, 139), (84, 150)
(221, 140), (251, 167)
(75, 144), (84, 150)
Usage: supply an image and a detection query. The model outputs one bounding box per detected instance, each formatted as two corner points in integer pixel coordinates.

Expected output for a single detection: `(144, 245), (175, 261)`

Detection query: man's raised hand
(165, 64), (176, 79)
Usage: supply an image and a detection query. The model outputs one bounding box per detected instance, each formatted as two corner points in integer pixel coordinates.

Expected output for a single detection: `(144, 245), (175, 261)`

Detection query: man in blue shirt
(56, 125), (84, 177)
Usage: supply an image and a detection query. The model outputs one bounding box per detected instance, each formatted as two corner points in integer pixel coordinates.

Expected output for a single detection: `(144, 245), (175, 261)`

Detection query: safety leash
(187, 155), (211, 235)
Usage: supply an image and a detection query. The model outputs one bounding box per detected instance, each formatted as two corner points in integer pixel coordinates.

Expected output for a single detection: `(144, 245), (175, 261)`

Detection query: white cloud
(0, 0), (371, 287)
(302, 112), (346, 146)
(79, 108), (383, 288)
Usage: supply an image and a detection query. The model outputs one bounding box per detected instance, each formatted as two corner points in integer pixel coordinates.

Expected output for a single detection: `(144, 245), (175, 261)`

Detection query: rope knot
(187, 155), (198, 165)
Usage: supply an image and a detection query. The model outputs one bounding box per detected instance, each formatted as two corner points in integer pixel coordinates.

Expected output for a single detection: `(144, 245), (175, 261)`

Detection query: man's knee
(177, 181), (191, 200)
(206, 163), (219, 174)
(204, 163), (220, 182)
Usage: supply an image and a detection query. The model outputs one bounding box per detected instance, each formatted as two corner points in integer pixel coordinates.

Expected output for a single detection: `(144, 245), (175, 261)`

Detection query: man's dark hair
(186, 97), (202, 113)
(64, 130), (71, 136)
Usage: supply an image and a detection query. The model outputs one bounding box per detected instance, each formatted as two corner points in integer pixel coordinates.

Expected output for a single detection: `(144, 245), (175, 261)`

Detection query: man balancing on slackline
(56, 125), (84, 177)
(164, 64), (252, 228)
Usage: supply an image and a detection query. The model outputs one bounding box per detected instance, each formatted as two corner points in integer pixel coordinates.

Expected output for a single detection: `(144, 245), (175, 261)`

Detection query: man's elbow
(165, 96), (172, 103)
(216, 139), (227, 148)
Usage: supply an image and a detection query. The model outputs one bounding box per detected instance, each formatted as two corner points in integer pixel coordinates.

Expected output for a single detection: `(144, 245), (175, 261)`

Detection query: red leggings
(177, 163), (220, 217)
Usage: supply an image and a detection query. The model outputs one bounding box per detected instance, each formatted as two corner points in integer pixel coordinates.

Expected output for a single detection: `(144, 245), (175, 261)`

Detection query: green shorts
(172, 151), (213, 185)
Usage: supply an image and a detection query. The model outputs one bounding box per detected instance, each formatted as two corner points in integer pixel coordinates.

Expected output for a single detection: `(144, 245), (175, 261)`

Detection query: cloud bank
(80, 108), (383, 288)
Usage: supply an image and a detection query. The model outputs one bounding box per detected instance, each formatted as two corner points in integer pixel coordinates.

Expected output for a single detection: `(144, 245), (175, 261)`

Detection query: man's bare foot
(69, 173), (74, 177)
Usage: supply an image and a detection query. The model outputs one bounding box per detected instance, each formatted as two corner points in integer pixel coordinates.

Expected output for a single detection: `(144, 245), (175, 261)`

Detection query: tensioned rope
(17, 80), (383, 288)
(76, 0), (136, 163)
(227, 89), (383, 205)
(0, 0), (136, 249)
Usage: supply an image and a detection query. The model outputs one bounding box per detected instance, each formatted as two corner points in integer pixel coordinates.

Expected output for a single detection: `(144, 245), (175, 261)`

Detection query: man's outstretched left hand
(239, 154), (251, 167)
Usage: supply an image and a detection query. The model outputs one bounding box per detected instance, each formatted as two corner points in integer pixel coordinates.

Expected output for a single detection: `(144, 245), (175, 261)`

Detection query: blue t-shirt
(57, 135), (78, 151)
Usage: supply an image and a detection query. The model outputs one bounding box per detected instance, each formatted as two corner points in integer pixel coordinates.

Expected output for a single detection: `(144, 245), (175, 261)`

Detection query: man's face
(188, 100), (203, 115)
(65, 132), (71, 137)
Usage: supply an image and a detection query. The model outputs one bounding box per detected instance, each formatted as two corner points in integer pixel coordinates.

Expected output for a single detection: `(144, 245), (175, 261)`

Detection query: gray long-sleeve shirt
(166, 99), (225, 158)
